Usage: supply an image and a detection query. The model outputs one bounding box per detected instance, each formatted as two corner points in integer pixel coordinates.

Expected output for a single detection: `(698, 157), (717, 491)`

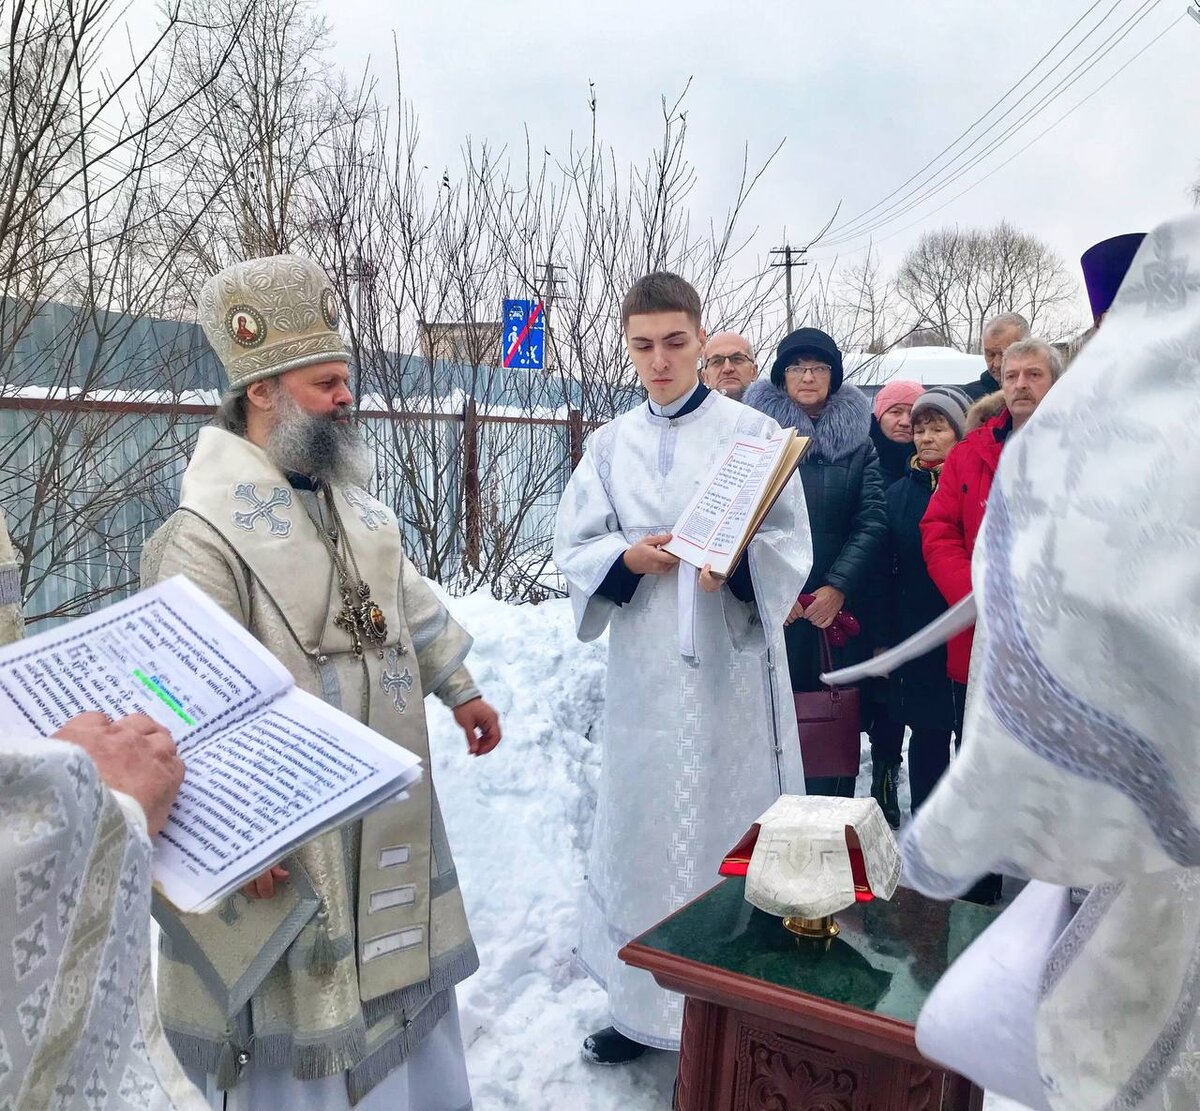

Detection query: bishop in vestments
(141, 254), (502, 1110)
(554, 272), (811, 1063)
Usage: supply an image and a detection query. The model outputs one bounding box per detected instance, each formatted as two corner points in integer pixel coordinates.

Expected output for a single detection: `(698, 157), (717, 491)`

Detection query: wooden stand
(623, 956), (981, 1110)
(618, 881), (988, 1111)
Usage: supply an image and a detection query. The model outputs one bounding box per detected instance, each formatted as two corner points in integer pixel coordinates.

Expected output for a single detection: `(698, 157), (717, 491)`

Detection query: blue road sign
(501, 298), (545, 369)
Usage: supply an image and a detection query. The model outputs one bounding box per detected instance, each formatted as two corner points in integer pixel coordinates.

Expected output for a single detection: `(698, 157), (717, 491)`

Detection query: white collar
(648, 379), (701, 418)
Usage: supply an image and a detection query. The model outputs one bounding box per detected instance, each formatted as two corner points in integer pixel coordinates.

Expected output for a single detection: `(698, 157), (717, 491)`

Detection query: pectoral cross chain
(334, 577), (388, 658)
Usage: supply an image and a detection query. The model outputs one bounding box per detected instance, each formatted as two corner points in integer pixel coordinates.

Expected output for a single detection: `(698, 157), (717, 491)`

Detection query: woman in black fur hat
(744, 328), (887, 798)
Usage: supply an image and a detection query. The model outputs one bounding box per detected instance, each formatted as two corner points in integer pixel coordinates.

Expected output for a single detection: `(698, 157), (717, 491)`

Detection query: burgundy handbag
(793, 631), (861, 778)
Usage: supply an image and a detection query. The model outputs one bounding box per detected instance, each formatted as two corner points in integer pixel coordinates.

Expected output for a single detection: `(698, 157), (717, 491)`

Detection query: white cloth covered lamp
(743, 796), (901, 936)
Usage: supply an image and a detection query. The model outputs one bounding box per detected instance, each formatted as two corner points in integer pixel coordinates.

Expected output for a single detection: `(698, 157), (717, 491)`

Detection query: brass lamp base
(783, 914), (839, 940)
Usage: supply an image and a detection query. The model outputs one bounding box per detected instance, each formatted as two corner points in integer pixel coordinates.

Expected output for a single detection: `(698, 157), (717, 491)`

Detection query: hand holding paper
(0, 577), (423, 913)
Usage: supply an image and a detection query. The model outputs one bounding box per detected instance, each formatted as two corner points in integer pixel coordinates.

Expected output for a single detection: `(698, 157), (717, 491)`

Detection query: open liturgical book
(663, 428), (810, 576)
(0, 576), (422, 914)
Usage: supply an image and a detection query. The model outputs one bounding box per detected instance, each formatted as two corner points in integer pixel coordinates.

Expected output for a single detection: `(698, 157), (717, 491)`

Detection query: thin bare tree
(895, 222), (1077, 351)
(801, 246), (902, 356)
(156, 0), (361, 288)
(0, 0), (238, 624)
(4, 4), (789, 614)
(300, 66), (784, 599)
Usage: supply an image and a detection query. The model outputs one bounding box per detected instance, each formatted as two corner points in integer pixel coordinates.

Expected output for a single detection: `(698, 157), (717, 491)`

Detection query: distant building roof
(843, 346), (987, 389)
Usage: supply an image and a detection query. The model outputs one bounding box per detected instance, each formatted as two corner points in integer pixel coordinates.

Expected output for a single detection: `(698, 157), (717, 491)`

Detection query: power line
(822, 0), (1160, 247)
(819, 0), (1169, 250)
(823, 0), (1113, 242)
(856, 0), (1164, 245)
(817, 12), (1185, 257)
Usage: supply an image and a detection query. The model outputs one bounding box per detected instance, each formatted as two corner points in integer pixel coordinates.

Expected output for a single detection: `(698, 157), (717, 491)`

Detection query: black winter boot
(581, 1026), (647, 1065)
(871, 760), (902, 829)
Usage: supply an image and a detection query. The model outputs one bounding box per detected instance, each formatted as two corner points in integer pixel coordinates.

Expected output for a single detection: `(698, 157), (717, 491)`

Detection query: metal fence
(0, 395), (591, 628)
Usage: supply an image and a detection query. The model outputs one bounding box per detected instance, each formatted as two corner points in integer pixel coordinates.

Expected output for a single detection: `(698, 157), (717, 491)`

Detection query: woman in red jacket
(918, 394), (1007, 683)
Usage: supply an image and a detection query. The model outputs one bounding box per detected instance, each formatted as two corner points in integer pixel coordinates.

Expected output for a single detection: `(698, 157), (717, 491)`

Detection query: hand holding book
(0, 576), (422, 913)
(663, 428), (810, 577)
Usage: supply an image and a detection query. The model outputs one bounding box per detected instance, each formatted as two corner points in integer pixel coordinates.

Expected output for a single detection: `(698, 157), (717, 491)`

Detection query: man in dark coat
(919, 339), (1061, 905)
(744, 327), (887, 797)
(701, 330), (759, 402)
(961, 312), (1030, 402)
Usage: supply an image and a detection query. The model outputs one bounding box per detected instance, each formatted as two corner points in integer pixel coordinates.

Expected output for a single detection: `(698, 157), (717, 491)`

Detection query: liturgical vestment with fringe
(0, 733), (208, 1111)
(553, 390), (812, 1049)
(141, 427), (481, 1106)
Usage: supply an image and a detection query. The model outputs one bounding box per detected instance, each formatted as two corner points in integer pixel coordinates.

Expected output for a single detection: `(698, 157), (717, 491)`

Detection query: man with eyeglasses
(701, 331), (759, 402)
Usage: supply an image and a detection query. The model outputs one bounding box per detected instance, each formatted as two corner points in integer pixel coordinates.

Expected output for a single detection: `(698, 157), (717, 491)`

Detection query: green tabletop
(634, 877), (999, 1026)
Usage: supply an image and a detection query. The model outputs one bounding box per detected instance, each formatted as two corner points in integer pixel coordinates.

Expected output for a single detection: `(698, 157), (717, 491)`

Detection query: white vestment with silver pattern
(553, 390), (811, 1048)
(0, 734), (207, 1111)
(903, 213), (1200, 1110)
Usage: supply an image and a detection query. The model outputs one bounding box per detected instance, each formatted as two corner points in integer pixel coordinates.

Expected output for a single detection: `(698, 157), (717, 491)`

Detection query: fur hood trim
(967, 390), (1008, 431)
(742, 378), (872, 462)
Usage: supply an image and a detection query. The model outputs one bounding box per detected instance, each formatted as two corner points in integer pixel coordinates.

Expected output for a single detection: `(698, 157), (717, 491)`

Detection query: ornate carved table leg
(676, 997), (718, 1111)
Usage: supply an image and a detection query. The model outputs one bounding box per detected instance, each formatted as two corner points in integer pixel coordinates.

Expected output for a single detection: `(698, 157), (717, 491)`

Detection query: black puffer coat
(743, 379), (887, 691)
(884, 461), (958, 730)
(870, 416), (913, 485)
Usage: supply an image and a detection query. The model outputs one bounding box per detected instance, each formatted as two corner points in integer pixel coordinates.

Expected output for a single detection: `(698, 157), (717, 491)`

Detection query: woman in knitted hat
(881, 386), (971, 823)
(744, 328), (887, 798)
(860, 378), (925, 824)
(870, 379), (924, 485)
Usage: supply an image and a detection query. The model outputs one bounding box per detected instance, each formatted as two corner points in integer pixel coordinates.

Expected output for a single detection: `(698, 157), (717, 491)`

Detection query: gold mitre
(198, 254), (350, 392)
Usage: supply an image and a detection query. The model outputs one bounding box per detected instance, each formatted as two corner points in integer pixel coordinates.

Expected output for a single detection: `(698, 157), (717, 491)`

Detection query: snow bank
(431, 590), (1028, 1111)
(427, 590), (677, 1108)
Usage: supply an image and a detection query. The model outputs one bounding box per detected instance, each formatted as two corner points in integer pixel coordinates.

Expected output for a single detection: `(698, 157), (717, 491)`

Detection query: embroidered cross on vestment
(382, 646), (414, 712)
(345, 487), (390, 531)
(232, 483), (293, 536)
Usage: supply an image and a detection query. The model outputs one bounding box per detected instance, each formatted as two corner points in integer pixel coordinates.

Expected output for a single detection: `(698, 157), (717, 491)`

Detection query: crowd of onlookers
(700, 313), (1065, 905)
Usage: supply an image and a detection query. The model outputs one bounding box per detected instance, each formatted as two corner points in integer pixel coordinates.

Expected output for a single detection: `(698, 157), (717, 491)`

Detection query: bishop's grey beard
(263, 388), (373, 488)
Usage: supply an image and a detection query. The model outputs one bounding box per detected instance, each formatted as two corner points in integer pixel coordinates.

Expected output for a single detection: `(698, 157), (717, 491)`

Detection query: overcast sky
(316, 0), (1200, 315)
(124, 0), (1200, 320)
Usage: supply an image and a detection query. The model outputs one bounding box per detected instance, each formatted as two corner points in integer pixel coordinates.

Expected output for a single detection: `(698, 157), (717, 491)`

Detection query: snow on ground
(430, 590), (1029, 1111)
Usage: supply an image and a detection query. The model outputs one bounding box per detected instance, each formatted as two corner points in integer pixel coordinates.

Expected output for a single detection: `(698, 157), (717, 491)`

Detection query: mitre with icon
(197, 253), (350, 394)
(720, 795), (901, 939)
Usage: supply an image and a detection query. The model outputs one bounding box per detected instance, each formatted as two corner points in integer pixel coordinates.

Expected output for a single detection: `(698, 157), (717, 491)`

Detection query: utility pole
(769, 245), (808, 332)
(343, 254), (377, 416)
(540, 261), (566, 371)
